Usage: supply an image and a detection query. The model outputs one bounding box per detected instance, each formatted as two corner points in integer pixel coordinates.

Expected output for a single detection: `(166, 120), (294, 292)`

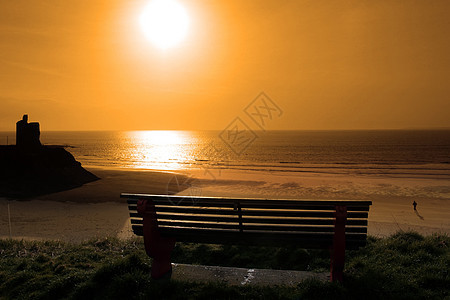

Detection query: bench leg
(147, 238), (175, 279)
(330, 205), (347, 282)
(137, 199), (176, 279)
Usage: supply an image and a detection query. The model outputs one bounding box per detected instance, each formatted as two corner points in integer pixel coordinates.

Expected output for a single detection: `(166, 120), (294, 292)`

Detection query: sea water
(1, 130), (449, 178)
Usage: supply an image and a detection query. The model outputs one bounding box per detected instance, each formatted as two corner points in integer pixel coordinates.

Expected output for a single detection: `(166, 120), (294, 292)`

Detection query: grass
(0, 232), (449, 299)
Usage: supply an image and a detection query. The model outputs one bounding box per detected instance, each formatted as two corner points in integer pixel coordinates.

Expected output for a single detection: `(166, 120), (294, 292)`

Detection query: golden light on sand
(139, 0), (190, 50)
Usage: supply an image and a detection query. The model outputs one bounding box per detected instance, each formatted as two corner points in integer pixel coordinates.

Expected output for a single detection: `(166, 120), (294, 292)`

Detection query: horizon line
(1, 127), (450, 133)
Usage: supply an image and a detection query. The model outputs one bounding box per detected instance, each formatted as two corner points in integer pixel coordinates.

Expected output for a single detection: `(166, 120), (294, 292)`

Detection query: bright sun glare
(139, 0), (190, 50)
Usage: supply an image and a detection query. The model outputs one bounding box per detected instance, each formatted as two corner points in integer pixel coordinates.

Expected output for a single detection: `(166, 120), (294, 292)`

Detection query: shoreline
(1, 166), (449, 242)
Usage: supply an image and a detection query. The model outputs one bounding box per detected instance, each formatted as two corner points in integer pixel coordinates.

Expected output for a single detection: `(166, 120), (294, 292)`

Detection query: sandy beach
(1, 166), (449, 243)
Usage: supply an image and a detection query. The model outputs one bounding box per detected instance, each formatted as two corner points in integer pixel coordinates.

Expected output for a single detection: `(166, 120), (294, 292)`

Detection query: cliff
(0, 145), (99, 198)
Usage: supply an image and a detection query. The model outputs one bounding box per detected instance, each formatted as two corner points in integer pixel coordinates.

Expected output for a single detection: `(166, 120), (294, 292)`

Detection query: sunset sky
(1, 0), (449, 131)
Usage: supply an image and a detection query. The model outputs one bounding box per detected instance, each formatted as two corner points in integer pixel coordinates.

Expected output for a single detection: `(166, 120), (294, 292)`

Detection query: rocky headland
(0, 145), (99, 198)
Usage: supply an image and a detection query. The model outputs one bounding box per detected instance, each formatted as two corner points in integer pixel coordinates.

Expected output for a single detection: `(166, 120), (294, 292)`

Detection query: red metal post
(330, 205), (347, 282)
(137, 199), (176, 279)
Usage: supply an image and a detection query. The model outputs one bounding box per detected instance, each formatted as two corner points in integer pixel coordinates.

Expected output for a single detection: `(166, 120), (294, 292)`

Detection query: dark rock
(0, 145), (99, 198)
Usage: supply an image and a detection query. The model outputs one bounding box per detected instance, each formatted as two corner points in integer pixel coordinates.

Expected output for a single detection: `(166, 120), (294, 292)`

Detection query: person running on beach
(413, 201), (417, 211)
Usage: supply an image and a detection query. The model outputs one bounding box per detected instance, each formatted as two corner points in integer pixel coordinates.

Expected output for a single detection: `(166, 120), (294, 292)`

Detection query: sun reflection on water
(124, 130), (194, 170)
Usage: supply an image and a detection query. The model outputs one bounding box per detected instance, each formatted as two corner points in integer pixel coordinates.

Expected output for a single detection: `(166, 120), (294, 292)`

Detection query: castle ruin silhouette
(16, 114), (42, 150)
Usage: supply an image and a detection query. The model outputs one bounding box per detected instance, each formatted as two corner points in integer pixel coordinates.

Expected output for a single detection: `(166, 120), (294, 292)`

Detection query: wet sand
(1, 167), (449, 242)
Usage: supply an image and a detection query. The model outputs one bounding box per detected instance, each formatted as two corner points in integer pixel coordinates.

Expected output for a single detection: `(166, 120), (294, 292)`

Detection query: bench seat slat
(131, 224), (367, 240)
(130, 225), (366, 249)
(161, 228), (367, 242)
(129, 222), (367, 234)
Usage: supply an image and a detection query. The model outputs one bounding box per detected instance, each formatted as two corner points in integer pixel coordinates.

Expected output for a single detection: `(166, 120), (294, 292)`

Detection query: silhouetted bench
(121, 193), (372, 282)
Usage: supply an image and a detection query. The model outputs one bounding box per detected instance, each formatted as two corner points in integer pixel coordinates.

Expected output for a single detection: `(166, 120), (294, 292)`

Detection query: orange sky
(1, 0), (449, 131)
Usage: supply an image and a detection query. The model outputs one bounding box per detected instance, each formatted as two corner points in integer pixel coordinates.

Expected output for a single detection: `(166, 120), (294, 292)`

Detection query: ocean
(1, 130), (449, 179)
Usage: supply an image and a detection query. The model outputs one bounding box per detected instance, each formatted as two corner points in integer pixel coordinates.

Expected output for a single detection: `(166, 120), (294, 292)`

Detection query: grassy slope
(0, 232), (449, 299)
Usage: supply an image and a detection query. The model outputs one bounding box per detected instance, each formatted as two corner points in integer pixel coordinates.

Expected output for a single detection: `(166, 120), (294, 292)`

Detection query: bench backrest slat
(124, 194), (371, 208)
(155, 221), (367, 233)
(130, 214), (368, 226)
(130, 201), (370, 212)
(128, 204), (368, 219)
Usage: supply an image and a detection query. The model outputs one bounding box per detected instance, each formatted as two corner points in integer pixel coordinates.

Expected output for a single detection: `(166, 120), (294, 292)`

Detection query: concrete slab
(171, 263), (328, 286)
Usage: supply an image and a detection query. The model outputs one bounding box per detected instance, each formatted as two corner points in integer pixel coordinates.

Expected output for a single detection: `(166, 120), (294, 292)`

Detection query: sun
(139, 0), (190, 50)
